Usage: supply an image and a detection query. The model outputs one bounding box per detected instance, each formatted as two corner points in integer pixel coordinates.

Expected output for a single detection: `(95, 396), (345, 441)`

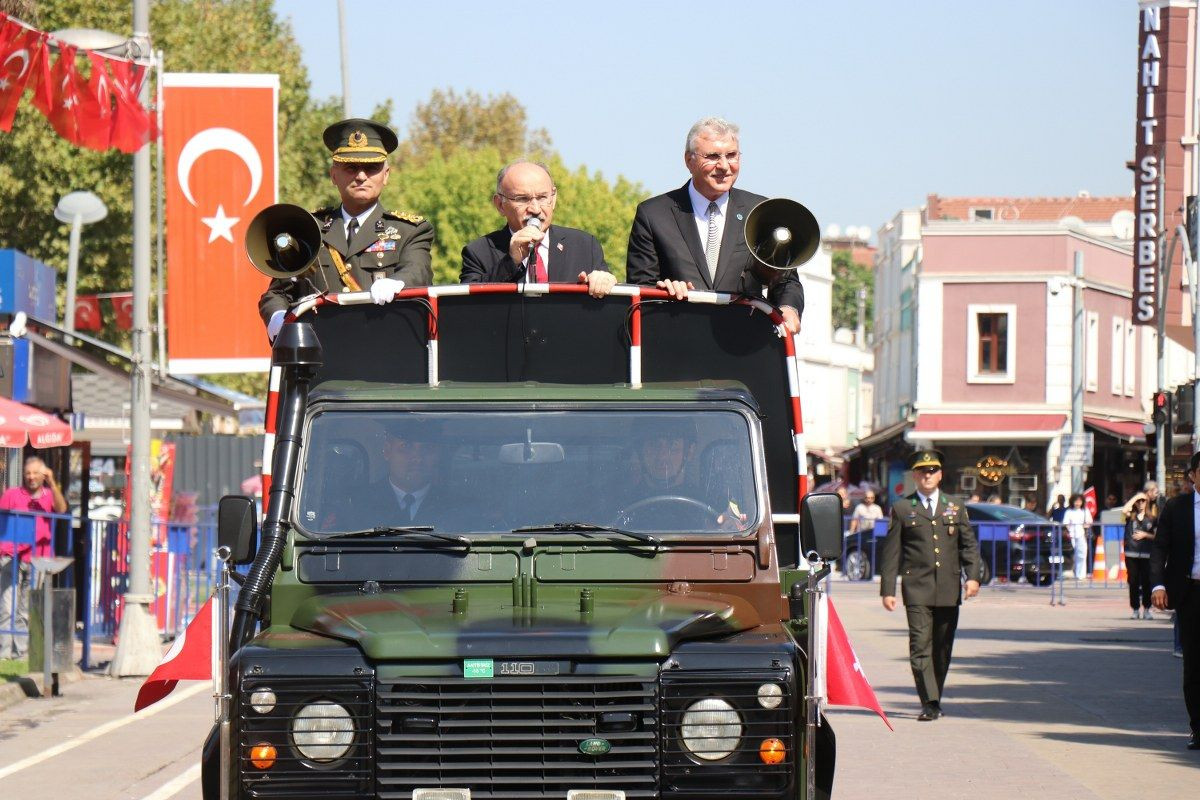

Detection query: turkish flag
(74, 295), (102, 330)
(1083, 486), (1098, 518)
(110, 292), (133, 330)
(823, 597), (892, 730)
(76, 53), (114, 150)
(0, 20), (45, 130)
(109, 58), (153, 153)
(163, 73), (277, 372)
(134, 594), (216, 712)
(42, 44), (83, 144)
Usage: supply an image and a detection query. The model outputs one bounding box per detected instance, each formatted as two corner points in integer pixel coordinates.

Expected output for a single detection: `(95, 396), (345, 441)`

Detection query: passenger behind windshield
(343, 421), (458, 530)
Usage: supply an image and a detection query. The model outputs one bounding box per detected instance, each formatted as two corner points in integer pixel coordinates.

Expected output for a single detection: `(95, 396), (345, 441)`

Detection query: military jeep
(204, 286), (841, 800)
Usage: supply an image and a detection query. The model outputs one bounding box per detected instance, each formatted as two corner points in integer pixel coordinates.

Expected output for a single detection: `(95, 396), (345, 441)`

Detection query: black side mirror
(799, 492), (844, 562)
(218, 495), (259, 565)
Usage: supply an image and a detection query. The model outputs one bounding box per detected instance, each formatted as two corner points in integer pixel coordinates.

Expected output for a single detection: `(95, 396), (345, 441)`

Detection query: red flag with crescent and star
(163, 73), (277, 373)
(0, 19), (44, 130)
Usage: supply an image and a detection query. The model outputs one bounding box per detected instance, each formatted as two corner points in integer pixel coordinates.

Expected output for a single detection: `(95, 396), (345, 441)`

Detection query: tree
(397, 88), (550, 166)
(831, 250), (873, 335)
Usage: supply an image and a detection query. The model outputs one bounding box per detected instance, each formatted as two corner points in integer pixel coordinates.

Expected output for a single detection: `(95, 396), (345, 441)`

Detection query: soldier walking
(879, 449), (981, 721)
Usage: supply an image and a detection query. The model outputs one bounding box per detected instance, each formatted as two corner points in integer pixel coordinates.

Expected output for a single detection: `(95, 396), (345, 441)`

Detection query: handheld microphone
(523, 216), (543, 274)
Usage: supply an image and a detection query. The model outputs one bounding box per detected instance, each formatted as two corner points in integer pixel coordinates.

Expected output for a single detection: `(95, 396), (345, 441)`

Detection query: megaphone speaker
(743, 198), (820, 286)
(245, 203), (323, 279)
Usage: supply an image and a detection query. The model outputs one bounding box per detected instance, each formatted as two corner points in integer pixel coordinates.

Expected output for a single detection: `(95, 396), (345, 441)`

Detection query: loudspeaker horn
(743, 198), (821, 287)
(245, 203), (323, 279)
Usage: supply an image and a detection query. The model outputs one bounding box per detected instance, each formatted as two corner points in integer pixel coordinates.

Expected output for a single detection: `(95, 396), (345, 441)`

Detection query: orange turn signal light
(249, 742), (277, 770)
(759, 737), (786, 765)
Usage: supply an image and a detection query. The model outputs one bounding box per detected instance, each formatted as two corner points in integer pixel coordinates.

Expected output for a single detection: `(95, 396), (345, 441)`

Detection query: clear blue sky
(283, 0), (1135, 237)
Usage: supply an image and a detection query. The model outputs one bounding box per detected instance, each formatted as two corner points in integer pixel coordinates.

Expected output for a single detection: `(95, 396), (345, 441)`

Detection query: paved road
(825, 579), (1197, 799)
(0, 580), (1195, 799)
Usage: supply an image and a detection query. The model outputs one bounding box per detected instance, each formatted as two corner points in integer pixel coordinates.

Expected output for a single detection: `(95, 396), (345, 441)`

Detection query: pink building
(855, 194), (1178, 510)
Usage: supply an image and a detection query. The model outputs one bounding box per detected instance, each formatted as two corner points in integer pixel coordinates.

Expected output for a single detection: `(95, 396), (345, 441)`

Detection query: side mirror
(799, 492), (844, 562)
(218, 495), (259, 565)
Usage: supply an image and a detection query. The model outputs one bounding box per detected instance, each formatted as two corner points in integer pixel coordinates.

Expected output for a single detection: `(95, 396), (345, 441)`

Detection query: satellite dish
(824, 224), (842, 238)
(54, 191), (108, 225)
(1110, 209), (1135, 239)
(1060, 215), (1085, 231)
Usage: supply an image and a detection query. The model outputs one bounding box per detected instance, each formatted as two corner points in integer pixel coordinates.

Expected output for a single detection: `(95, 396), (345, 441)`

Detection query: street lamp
(52, 5), (159, 678)
(53, 191), (107, 335)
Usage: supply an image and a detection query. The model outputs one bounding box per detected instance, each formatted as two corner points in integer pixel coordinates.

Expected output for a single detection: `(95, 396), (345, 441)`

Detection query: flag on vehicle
(816, 594), (892, 730)
(134, 594), (216, 712)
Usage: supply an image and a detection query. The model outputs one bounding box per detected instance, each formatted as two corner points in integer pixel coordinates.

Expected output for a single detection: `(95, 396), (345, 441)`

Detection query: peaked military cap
(323, 118), (398, 163)
(908, 449), (945, 470)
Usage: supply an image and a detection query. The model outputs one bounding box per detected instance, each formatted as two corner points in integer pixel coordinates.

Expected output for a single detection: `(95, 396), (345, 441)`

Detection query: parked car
(966, 503), (1073, 586)
(838, 502), (1073, 585)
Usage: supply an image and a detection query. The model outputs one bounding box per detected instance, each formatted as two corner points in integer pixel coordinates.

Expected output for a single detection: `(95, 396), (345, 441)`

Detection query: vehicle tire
(977, 559), (992, 586)
(1029, 568), (1053, 587)
(843, 549), (871, 581)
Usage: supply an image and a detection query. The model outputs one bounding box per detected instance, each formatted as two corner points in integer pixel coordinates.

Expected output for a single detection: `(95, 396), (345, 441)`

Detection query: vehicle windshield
(296, 408), (760, 537)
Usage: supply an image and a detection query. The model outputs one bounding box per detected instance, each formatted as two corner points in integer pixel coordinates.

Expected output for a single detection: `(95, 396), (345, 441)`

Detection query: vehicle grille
(375, 672), (659, 799)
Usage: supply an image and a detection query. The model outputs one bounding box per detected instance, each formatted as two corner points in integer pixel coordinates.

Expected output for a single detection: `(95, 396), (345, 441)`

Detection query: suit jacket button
(935, 561), (941, 567)
(933, 534), (938, 540)
(934, 547), (940, 554)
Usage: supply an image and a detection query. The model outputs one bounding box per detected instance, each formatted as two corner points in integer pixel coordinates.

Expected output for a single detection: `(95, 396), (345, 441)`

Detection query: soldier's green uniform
(258, 119), (433, 324)
(879, 449), (980, 718)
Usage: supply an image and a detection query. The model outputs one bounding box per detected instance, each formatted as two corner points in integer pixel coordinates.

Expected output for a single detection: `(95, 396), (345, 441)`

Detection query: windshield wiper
(317, 526), (471, 549)
(511, 522), (661, 548)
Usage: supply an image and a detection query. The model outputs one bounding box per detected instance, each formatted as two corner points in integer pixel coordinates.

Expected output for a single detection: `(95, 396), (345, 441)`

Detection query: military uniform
(257, 118), (433, 324)
(879, 450), (981, 717)
(257, 204), (433, 322)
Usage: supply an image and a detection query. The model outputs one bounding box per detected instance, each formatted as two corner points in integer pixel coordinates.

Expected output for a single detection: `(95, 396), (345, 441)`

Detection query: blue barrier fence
(838, 517), (1130, 588)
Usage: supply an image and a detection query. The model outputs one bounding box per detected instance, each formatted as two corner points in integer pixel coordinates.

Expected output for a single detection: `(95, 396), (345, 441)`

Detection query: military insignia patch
(384, 226), (399, 236)
(349, 130), (368, 147)
(365, 240), (397, 252)
(391, 210), (425, 224)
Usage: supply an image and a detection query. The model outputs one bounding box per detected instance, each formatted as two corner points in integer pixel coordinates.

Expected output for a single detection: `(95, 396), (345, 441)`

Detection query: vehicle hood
(288, 585), (763, 659)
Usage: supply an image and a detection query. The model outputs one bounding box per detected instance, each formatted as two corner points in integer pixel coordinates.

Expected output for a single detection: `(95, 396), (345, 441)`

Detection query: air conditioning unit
(1009, 474), (1038, 492)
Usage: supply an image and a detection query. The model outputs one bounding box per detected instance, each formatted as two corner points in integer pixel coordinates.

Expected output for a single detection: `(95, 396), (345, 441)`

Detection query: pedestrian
(1122, 493), (1155, 619)
(0, 456), (67, 659)
(879, 449), (981, 721)
(1050, 494), (1067, 522)
(987, 493), (1002, 504)
(849, 490), (884, 535)
(1062, 493), (1092, 581)
(1149, 451), (1200, 750)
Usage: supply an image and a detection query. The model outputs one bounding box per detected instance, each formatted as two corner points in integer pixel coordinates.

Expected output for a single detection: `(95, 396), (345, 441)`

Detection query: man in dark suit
(1151, 451), (1200, 749)
(879, 449), (981, 721)
(460, 161), (614, 296)
(625, 117), (803, 334)
(347, 421), (459, 530)
(259, 119), (433, 338)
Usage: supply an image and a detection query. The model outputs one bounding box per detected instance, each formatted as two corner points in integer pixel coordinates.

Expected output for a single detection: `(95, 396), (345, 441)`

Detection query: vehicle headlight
(249, 689), (276, 714)
(681, 697), (742, 761)
(291, 701), (354, 762)
(756, 683), (783, 709)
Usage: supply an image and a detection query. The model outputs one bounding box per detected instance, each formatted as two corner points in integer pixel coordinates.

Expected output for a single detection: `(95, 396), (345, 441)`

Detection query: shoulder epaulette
(310, 206), (338, 216)
(387, 209), (425, 224)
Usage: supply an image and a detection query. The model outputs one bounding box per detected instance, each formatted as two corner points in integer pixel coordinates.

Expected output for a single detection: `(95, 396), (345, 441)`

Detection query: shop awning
(906, 413), (1067, 442)
(0, 396), (73, 448)
(1084, 416), (1148, 443)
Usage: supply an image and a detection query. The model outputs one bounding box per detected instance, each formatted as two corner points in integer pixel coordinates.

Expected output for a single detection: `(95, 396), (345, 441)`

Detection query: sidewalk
(825, 580), (1197, 798)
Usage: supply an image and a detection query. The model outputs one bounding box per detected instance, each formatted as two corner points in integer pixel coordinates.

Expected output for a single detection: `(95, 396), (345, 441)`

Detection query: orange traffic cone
(1092, 535), (1106, 582)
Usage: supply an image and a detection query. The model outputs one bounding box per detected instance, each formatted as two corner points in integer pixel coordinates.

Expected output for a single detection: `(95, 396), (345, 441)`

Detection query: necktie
(347, 217), (359, 248)
(705, 201), (720, 282)
(534, 246), (547, 282)
(398, 492), (413, 522)
(925, 497), (934, 514)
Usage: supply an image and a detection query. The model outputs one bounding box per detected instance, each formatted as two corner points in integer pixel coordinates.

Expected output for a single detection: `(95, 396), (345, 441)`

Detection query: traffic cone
(1092, 535), (1106, 582)
(1109, 538), (1126, 582)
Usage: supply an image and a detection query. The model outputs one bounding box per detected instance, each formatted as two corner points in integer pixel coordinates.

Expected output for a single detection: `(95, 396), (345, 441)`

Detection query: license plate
(1048, 556), (1064, 564)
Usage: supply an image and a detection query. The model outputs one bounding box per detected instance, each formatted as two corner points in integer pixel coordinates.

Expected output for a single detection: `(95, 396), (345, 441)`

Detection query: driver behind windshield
(347, 421), (454, 529)
(622, 419), (747, 531)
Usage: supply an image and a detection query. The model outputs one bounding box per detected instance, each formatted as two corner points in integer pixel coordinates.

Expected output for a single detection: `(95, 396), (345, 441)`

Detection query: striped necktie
(705, 201), (720, 281)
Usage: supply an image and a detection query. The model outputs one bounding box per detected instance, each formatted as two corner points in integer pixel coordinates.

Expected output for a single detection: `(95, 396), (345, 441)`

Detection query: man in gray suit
(879, 449), (981, 721)
(625, 117), (803, 334)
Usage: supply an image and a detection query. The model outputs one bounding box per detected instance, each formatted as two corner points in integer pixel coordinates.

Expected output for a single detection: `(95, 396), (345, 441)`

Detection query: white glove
(266, 310), (285, 342)
(370, 277), (405, 305)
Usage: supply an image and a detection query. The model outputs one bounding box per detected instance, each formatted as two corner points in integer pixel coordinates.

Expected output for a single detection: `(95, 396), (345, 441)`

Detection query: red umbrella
(0, 397), (73, 448)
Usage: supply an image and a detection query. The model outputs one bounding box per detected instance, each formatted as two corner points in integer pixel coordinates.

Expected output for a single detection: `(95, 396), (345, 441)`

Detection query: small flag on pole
(818, 595), (892, 730)
(134, 594), (216, 712)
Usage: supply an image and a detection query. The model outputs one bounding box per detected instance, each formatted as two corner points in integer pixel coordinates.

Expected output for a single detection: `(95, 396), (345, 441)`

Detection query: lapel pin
(736, 213), (743, 221)
(557, 242), (564, 251)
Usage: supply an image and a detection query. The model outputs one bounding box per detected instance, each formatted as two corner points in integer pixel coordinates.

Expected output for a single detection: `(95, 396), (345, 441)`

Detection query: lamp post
(53, 1), (161, 676)
(53, 191), (107, 335)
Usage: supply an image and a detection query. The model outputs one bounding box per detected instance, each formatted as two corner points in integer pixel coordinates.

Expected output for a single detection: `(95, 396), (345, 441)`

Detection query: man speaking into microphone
(461, 160), (615, 296)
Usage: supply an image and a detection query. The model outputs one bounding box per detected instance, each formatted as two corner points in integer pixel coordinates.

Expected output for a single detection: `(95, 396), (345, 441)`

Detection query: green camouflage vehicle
(203, 286), (842, 800)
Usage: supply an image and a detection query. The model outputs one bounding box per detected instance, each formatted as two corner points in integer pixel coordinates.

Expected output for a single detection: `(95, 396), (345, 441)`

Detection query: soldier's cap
(323, 118), (398, 164)
(383, 419), (444, 443)
(908, 449), (944, 470)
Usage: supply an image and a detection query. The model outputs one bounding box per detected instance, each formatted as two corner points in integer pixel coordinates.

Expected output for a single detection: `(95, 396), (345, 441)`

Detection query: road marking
(138, 763), (201, 800)
(0, 682), (208, 781)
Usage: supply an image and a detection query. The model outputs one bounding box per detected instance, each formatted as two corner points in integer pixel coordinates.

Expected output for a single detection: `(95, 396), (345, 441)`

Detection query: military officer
(258, 118), (434, 337)
(879, 449), (981, 721)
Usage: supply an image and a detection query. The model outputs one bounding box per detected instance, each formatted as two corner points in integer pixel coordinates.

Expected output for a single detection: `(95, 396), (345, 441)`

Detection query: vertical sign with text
(163, 73), (278, 372)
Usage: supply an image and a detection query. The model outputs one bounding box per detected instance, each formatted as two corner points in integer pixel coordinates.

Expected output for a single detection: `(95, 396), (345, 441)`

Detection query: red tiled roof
(925, 194), (1132, 223)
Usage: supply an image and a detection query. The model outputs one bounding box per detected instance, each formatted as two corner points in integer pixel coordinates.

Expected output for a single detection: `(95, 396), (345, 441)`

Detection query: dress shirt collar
(341, 203), (378, 235)
(390, 480), (431, 516)
(917, 490), (939, 509)
(688, 182), (728, 219)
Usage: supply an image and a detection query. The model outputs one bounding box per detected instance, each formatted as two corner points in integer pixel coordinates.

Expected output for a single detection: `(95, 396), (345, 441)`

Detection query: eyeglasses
(692, 150), (740, 165)
(497, 190), (556, 207)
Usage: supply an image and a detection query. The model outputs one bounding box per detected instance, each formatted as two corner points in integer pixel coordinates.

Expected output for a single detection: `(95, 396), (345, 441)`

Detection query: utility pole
(110, 0), (161, 677)
(1070, 251), (1084, 493)
(337, 0), (351, 117)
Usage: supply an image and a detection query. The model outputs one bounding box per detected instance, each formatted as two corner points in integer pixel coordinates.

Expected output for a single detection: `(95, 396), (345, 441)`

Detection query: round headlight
(681, 697), (742, 761)
(249, 689), (277, 714)
(756, 683), (783, 710)
(291, 701), (354, 762)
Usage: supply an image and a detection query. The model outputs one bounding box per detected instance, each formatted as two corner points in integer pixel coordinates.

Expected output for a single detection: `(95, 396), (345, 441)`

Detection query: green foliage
(397, 88), (551, 166)
(831, 250), (873, 334)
